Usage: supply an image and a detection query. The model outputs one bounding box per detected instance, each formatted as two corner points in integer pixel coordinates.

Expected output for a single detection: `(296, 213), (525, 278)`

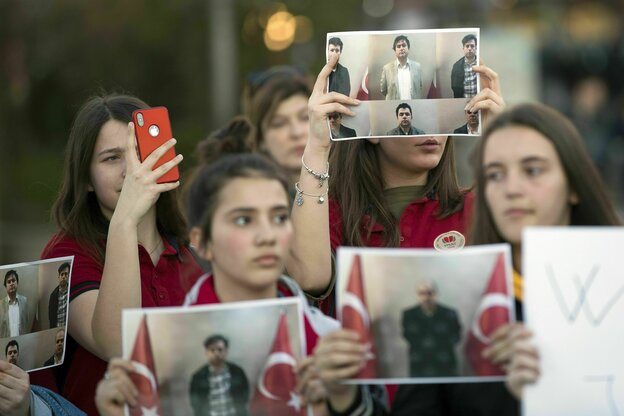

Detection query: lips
(254, 254), (280, 267)
(504, 208), (533, 218)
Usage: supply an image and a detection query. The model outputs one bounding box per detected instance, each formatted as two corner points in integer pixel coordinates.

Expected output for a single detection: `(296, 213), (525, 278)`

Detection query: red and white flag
(465, 253), (512, 376)
(356, 68), (369, 101)
(340, 254), (376, 379)
(129, 315), (162, 416)
(250, 313), (304, 416)
(426, 69), (440, 99)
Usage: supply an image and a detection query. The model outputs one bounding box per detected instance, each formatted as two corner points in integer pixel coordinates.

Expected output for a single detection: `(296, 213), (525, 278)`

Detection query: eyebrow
(484, 155), (550, 170)
(225, 205), (289, 215)
(96, 147), (124, 158)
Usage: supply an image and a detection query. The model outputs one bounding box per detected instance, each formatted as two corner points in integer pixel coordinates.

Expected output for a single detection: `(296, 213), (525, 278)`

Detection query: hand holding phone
(132, 106), (180, 183)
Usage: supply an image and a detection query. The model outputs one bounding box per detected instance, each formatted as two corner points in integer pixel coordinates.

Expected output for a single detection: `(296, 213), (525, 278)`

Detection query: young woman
(94, 149), (339, 415)
(32, 94), (204, 415)
(286, 55), (505, 311)
(243, 66), (312, 188)
(314, 103), (621, 415)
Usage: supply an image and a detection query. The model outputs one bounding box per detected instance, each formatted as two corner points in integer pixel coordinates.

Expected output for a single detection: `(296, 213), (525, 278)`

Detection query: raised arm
(70, 124), (183, 360)
(466, 62), (505, 127)
(286, 54), (359, 295)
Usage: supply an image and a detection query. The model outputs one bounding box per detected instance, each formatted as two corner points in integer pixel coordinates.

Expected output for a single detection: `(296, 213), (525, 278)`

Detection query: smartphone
(132, 106), (180, 184)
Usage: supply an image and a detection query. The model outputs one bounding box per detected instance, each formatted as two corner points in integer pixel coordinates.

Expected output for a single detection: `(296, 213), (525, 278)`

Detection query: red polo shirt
(30, 233), (204, 415)
(321, 192), (474, 316)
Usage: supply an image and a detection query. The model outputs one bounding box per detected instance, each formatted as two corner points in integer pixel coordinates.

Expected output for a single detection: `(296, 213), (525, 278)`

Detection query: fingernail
(353, 99), (361, 104)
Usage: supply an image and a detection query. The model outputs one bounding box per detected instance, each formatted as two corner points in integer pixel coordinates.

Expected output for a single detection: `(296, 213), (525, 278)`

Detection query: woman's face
(371, 136), (447, 187)
(88, 120), (128, 220)
(201, 177), (293, 295)
(483, 126), (578, 246)
(262, 94), (309, 175)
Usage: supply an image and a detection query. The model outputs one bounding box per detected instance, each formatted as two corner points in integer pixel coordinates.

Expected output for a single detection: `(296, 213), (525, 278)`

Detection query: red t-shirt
(30, 233), (204, 415)
(184, 274), (339, 355)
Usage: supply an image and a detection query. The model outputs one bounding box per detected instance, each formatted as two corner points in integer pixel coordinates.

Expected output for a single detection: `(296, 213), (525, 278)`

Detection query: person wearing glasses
(328, 112), (357, 140)
(402, 281), (461, 378)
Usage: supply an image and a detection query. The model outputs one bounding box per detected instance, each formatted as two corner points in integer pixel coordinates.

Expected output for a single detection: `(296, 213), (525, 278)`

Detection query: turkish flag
(465, 253), (512, 376)
(356, 68), (369, 100)
(340, 254), (376, 379)
(426, 70), (440, 99)
(250, 313), (304, 416)
(129, 315), (162, 416)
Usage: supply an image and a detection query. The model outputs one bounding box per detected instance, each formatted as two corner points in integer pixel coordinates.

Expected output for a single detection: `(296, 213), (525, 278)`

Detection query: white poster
(524, 227), (624, 415)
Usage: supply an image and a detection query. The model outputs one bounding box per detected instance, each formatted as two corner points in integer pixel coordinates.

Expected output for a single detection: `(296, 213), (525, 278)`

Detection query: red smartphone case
(132, 106), (180, 184)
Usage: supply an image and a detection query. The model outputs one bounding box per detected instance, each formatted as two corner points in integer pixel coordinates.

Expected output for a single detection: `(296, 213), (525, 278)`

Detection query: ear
(569, 189), (580, 205)
(189, 227), (202, 249)
(367, 137), (380, 145)
(190, 227), (213, 261)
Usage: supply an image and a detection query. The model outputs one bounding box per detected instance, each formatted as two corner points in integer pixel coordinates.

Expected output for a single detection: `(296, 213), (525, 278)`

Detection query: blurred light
(294, 15), (314, 44)
(566, 3), (619, 42)
(258, 2), (287, 29)
(362, 0), (394, 18)
(264, 11), (296, 51)
(489, 0), (518, 10)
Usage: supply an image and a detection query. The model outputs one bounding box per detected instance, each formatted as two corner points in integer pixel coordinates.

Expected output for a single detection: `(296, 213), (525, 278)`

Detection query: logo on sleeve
(433, 231), (465, 251)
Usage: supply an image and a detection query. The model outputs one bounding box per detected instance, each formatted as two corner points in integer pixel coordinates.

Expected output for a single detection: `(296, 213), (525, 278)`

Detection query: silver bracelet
(295, 182), (328, 206)
(301, 155), (330, 188)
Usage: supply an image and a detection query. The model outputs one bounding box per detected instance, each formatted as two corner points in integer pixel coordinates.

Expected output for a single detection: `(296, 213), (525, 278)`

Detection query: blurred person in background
(242, 66), (312, 193)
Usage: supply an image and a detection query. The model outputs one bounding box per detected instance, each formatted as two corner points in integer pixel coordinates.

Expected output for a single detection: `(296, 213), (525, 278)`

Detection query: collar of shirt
(396, 59), (409, 69)
(463, 56), (477, 67)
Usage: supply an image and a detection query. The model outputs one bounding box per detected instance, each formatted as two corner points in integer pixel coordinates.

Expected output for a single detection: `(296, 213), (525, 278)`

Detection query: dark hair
(243, 69), (311, 153)
(462, 34), (477, 46)
(329, 137), (466, 247)
(328, 37), (343, 51)
(188, 154), (290, 246)
(204, 334), (228, 349)
(395, 103), (412, 118)
(58, 262), (71, 274)
(393, 35), (410, 50)
(46, 94), (188, 264)
(4, 270), (18, 286)
(470, 103), (621, 246)
(5, 339), (18, 356)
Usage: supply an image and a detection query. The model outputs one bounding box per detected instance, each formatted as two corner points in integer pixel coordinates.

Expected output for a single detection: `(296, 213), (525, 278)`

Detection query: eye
(525, 166), (543, 177)
(269, 119), (287, 129)
(234, 216), (251, 226)
(103, 155), (120, 162)
(273, 212), (290, 224)
(484, 170), (504, 182)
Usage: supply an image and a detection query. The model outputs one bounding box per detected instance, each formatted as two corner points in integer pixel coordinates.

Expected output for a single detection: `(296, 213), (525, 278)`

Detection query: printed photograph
(336, 245), (514, 384)
(122, 297), (307, 416)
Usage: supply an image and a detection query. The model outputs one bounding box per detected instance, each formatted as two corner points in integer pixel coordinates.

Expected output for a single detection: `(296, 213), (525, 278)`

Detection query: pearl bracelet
(301, 155), (330, 188)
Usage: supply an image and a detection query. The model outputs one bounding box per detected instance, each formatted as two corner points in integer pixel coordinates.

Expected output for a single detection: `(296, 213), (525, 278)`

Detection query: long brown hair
(470, 103), (621, 246)
(329, 137), (467, 247)
(47, 94), (188, 264)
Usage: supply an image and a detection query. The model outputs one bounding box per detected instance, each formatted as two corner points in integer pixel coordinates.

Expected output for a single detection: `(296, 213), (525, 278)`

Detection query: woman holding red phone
(31, 94), (204, 414)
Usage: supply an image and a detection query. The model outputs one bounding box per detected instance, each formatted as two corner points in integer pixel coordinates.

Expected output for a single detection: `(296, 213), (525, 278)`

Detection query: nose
(255, 219), (277, 245)
(504, 169), (524, 198)
(289, 119), (307, 140)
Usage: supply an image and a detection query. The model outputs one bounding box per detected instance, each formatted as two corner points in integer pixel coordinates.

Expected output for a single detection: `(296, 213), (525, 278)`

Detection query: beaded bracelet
(295, 182), (328, 206)
(301, 156), (330, 188)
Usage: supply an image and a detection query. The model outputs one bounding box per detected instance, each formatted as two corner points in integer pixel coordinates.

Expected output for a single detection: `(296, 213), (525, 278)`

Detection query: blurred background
(1, 0), (623, 263)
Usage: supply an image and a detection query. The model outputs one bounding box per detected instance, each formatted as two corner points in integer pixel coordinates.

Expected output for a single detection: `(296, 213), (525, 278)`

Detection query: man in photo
(451, 34), (478, 99)
(402, 281), (462, 377)
(5, 339), (19, 366)
(0, 270), (29, 337)
(44, 328), (65, 367)
(380, 35), (423, 100)
(190, 334), (250, 416)
(453, 109), (480, 135)
(328, 37), (351, 96)
(329, 112), (357, 139)
(386, 103), (425, 136)
(49, 262), (70, 328)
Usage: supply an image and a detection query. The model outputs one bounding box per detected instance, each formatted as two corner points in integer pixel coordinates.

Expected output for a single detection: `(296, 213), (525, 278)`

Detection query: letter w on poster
(523, 227), (624, 416)
(122, 297), (311, 416)
(336, 245), (514, 384)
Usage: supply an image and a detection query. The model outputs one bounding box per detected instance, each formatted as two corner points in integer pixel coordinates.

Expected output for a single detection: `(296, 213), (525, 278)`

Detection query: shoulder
(227, 362), (246, 374)
(192, 364), (209, 378)
(382, 61), (394, 71)
(409, 59), (421, 68)
(452, 57), (464, 68)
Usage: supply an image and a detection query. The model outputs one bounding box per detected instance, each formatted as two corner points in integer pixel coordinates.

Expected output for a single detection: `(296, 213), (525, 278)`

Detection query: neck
(210, 362), (226, 372)
(8, 294), (16, 302)
(398, 57), (408, 65)
(55, 352), (62, 360)
(399, 124), (411, 134)
(379, 157), (428, 189)
(465, 56), (476, 64)
(213, 270), (278, 303)
(137, 209), (163, 262)
(512, 244), (522, 274)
